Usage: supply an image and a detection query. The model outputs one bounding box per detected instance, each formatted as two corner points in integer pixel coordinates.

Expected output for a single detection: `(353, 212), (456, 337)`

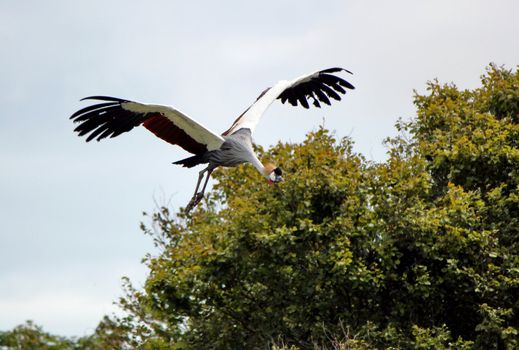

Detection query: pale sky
(0, 0), (517, 337)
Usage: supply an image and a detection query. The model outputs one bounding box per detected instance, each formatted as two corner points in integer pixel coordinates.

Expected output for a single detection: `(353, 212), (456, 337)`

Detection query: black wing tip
(320, 67), (353, 75)
(319, 67), (355, 90)
(70, 96), (130, 120)
(80, 95), (130, 103)
(69, 102), (122, 120)
(277, 66), (355, 108)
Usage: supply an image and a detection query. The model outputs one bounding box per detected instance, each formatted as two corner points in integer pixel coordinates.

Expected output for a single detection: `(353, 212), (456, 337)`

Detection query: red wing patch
(143, 113), (208, 155)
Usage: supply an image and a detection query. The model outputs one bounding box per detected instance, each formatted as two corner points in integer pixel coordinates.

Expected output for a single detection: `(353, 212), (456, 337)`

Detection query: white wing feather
(224, 69), (327, 136)
(122, 102), (225, 151)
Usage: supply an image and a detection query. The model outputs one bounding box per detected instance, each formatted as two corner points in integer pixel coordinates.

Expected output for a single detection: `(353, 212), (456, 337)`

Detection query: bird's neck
(250, 154), (269, 178)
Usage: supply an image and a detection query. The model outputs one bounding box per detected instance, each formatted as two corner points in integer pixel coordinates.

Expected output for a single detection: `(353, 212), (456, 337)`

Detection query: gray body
(182, 128), (259, 211)
(204, 128), (254, 169)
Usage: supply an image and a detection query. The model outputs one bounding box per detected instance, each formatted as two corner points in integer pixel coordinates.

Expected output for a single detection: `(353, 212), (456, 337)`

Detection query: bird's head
(263, 163), (284, 184)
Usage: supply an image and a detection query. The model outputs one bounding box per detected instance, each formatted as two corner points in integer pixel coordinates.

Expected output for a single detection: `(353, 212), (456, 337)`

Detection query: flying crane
(70, 67), (355, 211)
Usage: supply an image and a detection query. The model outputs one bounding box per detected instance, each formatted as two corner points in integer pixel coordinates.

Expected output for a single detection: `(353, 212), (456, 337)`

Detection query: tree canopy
(2, 64), (517, 349)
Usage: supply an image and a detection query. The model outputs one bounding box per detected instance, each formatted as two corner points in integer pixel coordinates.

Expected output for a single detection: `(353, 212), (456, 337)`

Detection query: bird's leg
(192, 168), (207, 198)
(186, 167), (209, 212)
(199, 169), (214, 198)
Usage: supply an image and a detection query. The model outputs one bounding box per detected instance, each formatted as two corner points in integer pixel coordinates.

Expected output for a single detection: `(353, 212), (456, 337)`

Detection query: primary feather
(222, 67), (354, 136)
(70, 96), (224, 154)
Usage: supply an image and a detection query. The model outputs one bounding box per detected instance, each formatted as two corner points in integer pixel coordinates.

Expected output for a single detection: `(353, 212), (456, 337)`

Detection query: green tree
(75, 315), (135, 350)
(0, 317), (139, 350)
(5, 64), (515, 349)
(0, 321), (76, 350)
(114, 64), (517, 349)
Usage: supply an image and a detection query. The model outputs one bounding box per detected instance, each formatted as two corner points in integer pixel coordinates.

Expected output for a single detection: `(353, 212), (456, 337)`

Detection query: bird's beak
(267, 176), (284, 185)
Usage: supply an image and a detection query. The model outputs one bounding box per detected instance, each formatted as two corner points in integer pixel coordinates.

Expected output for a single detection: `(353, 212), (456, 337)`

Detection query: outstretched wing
(222, 67), (354, 136)
(70, 96), (225, 154)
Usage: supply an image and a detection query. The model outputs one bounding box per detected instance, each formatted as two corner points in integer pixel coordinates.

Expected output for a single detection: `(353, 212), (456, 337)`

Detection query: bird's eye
(268, 169), (284, 183)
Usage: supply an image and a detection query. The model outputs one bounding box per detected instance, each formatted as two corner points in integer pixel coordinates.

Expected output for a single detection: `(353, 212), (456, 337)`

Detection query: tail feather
(173, 154), (206, 168)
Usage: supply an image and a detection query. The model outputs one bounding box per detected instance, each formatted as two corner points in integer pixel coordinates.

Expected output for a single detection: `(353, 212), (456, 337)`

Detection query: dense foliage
(1, 65), (517, 349)
(115, 64), (517, 349)
(0, 321), (76, 349)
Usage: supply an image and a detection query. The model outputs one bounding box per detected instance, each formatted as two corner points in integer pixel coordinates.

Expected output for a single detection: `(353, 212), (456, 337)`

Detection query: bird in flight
(70, 67), (354, 212)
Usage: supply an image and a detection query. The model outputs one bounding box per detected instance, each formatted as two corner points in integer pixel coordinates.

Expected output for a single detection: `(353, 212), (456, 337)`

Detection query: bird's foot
(185, 193), (204, 213)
